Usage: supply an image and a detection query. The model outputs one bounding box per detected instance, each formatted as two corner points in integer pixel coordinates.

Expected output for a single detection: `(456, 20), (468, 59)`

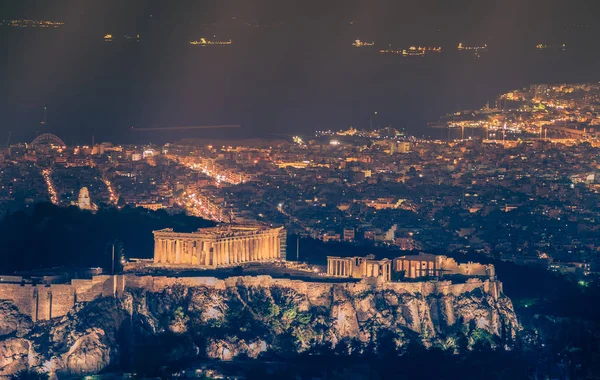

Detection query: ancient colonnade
(153, 226), (284, 267)
(327, 256), (392, 281)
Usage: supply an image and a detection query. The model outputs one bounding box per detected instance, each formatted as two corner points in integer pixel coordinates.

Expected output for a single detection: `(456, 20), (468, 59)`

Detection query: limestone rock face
(0, 301), (32, 338)
(206, 338), (268, 360)
(0, 338), (30, 376)
(0, 277), (520, 378)
(0, 298), (125, 379)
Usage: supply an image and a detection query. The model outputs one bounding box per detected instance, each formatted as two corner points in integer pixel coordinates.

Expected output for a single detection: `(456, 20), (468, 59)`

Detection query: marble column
(160, 239), (164, 262)
(159, 239), (164, 263)
(169, 240), (174, 263)
(186, 241), (192, 264)
(240, 239), (245, 262)
(226, 240), (230, 264)
(164, 240), (169, 263)
(232, 239), (236, 263)
(181, 241), (187, 264)
(215, 241), (221, 266)
(156, 239), (161, 263)
(264, 236), (269, 259)
(154, 239), (160, 263)
(224, 240), (230, 264)
(198, 241), (202, 265)
(247, 238), (252, 261)
(218, 241), (223, 265)
(230, 240), (236, 264)
(266, 236), (270, 259)
(248, 238), (252, 262)
(223, 240), (228, 265)
(166, 240), (172, 263)
(212, 243), (217, 266)
(217, 241), (222, 265)
(257, 237), (263, 261)
(212, 243), (218, 266)
(200, 241), (206, 265)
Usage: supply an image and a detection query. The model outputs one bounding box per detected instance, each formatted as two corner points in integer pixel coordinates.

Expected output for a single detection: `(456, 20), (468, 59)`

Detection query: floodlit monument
(77, 187), (93, 210)
(153, 224), (286, 267)
(327, 252), (495, 282)
(327, 254), (392, 281)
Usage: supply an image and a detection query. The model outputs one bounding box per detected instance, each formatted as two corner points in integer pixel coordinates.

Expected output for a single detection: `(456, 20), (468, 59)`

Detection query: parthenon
(153, 224), (286, 267)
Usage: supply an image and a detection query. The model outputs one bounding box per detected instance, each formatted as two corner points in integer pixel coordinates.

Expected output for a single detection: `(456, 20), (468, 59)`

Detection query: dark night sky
(0, 0), (599, 144)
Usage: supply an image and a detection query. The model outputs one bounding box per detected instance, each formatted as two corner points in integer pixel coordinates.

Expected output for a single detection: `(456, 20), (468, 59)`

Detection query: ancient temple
(327, 254), (392, 281)
(153, 224), (286, 267)
(393, 253), (443, 278)
(327, 252), (495, 282)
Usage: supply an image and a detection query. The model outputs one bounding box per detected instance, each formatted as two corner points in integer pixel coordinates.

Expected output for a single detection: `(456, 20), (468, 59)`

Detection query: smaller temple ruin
(327, 252), (495, 281)
(327, 255), (392, 281)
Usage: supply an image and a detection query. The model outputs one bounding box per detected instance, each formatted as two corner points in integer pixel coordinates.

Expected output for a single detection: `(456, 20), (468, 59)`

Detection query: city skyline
(1, 2), (600, 378)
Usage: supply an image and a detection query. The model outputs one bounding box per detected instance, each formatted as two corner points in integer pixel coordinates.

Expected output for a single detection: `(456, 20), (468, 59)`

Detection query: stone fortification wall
(0, 283), (75, 321)
(0, 273), (503, 322)
(0, 275), (125, 321)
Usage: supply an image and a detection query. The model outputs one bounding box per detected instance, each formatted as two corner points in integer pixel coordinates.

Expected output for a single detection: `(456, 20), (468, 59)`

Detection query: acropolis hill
(0, 273), (519, 379)
(0, 224), (519, 379)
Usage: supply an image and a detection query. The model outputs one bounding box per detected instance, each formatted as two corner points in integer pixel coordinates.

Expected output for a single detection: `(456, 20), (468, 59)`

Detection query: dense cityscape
(2, 83), (600, 278)
(1, 1), (600, 379)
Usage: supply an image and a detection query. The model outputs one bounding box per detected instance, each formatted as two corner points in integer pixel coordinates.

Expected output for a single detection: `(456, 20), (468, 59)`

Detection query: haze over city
(0, 0), (599, 143)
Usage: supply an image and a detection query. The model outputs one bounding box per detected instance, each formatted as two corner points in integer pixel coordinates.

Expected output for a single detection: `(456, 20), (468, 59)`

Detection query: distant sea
(0, 29), (598, 145)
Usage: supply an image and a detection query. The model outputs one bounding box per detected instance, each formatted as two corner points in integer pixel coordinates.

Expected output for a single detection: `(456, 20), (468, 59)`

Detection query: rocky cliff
(0, 276), (519, 379)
